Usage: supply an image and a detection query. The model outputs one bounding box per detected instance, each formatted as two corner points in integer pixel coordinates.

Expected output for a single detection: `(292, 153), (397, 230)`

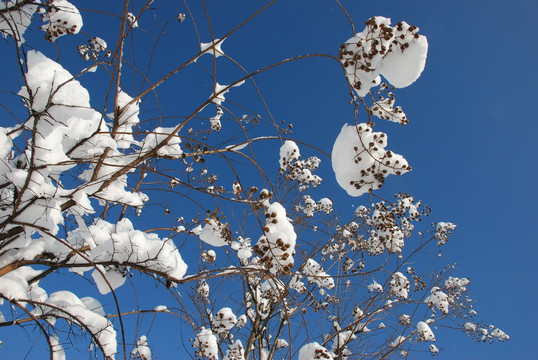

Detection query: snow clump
(332, 123), (410, 197)
(298, 342), (334, 360)
(0, 1), (39, 44)
(425, 287), (449, 314)
(193, 327), (218, 360)
(303, 258), (335, 289)
(199, 218), (231, 247)
(253, 202), (296, 274)
(279, 141), (322, 190)
(369, 92), (408, 125)
(110, 90), (140, 149)
(131, 335), (151, 360)
(40, 0), (82, 42)
(435, 222), (457, 246)
(33, 291), (116, 358)
(339, 16), (428, 97)
(389, 272), (410, 299)
(417, 321), (436, 342)
(212, 307), (237, 334)
(224, 340), (245, 360)
(367, 279), (383, 293)
(390, 335), (406, 347)
(68, 218), (187, 294)
(141, 127), (183, 158)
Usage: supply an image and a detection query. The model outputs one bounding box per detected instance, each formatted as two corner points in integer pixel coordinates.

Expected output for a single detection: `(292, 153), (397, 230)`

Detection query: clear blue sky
(0, 1), (536, 359)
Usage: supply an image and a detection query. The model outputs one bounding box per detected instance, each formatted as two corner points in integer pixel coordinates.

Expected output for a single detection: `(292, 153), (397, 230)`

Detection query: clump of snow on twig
(40, 0), (83, 42)
(253, 202), (296, 274)
(339, 16), (428, 97)
(332, 123), (410, 196)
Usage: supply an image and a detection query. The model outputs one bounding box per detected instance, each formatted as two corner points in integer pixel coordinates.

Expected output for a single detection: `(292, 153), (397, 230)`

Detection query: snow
(80, 297), (105, 316)
(224, 340), (245, 360)
(417, 321), (436, 342)
(111, 90), (140, 149)
(389, 272), (410, 299)
(0, 0), (39, 44)
(78, 37), (111, 61)
(399, 314), (411, 325)
(0, 129), (12, 159)
(369, 93), (408, 125)
(464, 322), (476, 332)
(425, 287), (449, 314)
(339, 17), (428, 97)
(275, 338), (289, 349)
(297, 196), (333, 217)
(33, 291), (117, 359)
(303, 258), (335, 289)
(279, 140), (301, 170)
(69, 218), (187, 293)
(131, 335), (151, 360)
(50, 335), (66, 360)
(193, 327), (218, 360)
(353, 306), (364, 320)
(231, 237), (252, 260)
(253, 202), (297, 274)
(0, 267), (45, 304)
(378, 21), (428, 88)
(279, 141), (322, 190)
(212, 307), (237, 333)
(18, 50), (103, 171)
(289, 273), (307, 293)
(236, 314), (247, 329)
(199, 38), (226, 59)
(332, 123), (410, 197)
(127, 12), (138, 28)
(91, 265), (127, 295)
(300, 195), (317, 217)
(435, 222), (457, 246)
(491, 328), (510, 341)
(197, 280), (210, 299)
(141, 127), (183, 158)
(390, 335), (406, 347)
(192, 225), (203, 235)
(445, 276), (470, 291)
(41, 0), (82, 42)
(317, 198), (333, 214)
(298, 342), (334, 360)
(199, 218), (231, 247)
(367, 279), (383, 293)
(92, 36), (107, 51)
(330, 330), (356, 357)
(207, 82), (244, 130)
(210, 107), (223, 131)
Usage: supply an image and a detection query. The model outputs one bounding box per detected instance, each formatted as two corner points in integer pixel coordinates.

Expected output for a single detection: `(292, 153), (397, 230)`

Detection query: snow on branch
(339, 16), (428, 97)
(332, 123), (410, 196)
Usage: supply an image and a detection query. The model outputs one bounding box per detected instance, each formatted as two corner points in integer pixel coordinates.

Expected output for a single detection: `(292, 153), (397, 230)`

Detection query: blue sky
(0, 0), (536, 359)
